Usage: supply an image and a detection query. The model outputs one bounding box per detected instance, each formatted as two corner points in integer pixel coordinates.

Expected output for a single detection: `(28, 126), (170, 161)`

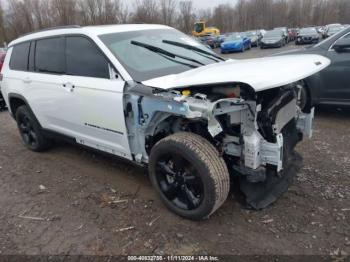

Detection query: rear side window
(66, 36), (109, 79)
(9, 42), (30, 71)
(35, 37), (65, 74)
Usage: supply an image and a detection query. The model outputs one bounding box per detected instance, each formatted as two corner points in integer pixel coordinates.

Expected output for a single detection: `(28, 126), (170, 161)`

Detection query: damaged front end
(124, 81), (314, 210)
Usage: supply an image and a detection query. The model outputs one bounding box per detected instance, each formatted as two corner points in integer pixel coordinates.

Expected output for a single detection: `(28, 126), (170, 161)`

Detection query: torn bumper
(239, 150), (302, 209)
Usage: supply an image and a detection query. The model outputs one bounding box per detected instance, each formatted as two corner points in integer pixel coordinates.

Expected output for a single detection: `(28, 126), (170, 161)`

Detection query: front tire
(149, 132), (230, 220)
(297, 84), (310, 112)
(16, 105), (52, 152)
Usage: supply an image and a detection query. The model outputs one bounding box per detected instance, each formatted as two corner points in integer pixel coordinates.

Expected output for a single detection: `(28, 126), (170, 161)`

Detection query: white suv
(0, 24), (329, 220)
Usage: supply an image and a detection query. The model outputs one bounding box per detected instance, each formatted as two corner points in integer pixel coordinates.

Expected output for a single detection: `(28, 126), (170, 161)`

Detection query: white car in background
(0, 24), (329, 220)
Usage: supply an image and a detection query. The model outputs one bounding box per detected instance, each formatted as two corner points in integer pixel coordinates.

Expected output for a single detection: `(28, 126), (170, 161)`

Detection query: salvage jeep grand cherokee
(0, 25), (330, 220)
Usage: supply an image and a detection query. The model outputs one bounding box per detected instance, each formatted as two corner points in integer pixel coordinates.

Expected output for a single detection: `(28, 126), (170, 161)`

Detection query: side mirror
(333, 38), (350, 52)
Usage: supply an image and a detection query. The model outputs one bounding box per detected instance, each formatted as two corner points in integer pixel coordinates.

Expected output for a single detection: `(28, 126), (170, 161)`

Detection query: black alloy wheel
(155, 153), (204, 211)
(15, 105), (52, 152)
(149, 132), (230, 220)
(18, 114), (39, 149)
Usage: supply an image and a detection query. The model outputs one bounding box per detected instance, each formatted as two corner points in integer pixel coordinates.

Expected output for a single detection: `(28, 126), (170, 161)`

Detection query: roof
(9, 24), (172, 47)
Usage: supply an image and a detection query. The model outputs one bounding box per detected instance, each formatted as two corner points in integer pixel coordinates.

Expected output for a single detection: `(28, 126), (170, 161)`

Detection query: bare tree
(178, 1), (195, 33)
(6, 0), (35, 38)
(1, 0), (350, 43)
(131, 0), (160, 24)
(51, 0), (78, 26)
(0, 3), (7, 44)
(160, 0), (177, 26)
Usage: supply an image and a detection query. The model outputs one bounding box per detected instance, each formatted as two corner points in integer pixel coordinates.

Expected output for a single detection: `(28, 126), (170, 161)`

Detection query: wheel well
(145, 116), (212, 154)
(9, 97), (26, 119)
(301, 81), (312, 113)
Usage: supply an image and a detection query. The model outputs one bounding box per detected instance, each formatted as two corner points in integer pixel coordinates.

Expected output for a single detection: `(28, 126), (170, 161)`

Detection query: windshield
(227, 34), (242, 41)
(99, 29), (217, 82)
(300, 28), (317, 34)
(264, 31), (281, 37)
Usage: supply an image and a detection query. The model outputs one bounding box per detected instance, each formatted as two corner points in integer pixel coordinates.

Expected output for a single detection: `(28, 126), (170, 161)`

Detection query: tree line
(0, 0), (349, 45)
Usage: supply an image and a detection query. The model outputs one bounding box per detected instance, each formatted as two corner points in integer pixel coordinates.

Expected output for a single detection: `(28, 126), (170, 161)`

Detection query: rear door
(24, 37), (69, 130)
(2, 42), (31, 108)
(319, 32), (350, 102)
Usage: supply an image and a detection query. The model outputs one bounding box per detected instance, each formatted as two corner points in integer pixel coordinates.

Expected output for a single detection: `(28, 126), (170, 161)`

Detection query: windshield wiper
(131, 40), (205, 66)
(162, 40), (226, 62)
(158, 53), (198, 69)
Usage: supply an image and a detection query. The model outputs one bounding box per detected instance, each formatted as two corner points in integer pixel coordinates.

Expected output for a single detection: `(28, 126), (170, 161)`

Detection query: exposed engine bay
(124, 81), (314, 209)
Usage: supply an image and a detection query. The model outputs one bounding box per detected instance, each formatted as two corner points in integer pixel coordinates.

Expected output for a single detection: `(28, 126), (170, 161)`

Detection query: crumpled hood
(142, 54), (330, 92)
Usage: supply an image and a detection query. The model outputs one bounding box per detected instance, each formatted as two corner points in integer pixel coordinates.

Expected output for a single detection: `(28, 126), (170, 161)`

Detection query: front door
(61, 36), (131, 159)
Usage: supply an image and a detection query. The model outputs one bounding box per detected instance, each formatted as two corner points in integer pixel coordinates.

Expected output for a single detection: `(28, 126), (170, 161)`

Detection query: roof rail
(18, 25), (81, 38)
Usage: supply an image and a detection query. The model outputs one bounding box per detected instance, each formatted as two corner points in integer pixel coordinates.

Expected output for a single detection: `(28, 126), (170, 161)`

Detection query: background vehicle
(198, 34), (220, 49)
(274, 27), (289, 43)
(218, 34), (226, 44)
(295, 27), (320, 45)
(0, 25), (329, 220)
(259, 29), (267, 36)
(288, 28), (298, 41)
(324, 24), (344, 38)
(244, 31), (262, 47)
(0, 52), (7, 71)
(276, 26), (350, 109)
(220, 33), (251, 53)
(192, 21), (220, 37)
(260, 30), (285, 48)
(0, 51), (7, 111)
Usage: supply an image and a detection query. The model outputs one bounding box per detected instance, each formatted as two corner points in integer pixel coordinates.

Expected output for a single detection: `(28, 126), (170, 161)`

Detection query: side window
(9, 42), (30, 71)
(35, 37), (65, 74)
(66, 36), (109, 79)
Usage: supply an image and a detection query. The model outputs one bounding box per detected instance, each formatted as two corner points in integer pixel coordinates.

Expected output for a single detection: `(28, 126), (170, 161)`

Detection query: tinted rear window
(66, 36), (109, 78)
(9, 42), (30, 71)
(35, 37), (65, 74)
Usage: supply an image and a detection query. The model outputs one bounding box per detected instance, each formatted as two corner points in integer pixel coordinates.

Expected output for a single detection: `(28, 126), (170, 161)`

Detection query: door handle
(62, 83), (75, 92)
(23, 77), (32, 84)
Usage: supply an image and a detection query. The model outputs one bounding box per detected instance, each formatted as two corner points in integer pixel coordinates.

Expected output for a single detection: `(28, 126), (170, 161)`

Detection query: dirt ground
(0, 44), (349, 257)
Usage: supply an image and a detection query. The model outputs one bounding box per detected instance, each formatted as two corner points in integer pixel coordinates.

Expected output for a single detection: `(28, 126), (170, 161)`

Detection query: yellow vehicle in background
(192, 21), (220, 37)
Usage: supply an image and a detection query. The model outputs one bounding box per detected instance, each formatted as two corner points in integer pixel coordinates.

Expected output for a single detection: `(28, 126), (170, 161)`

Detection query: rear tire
(16, 105), (52, 152)
(149, 132), (230, 220)
(0, 92), (6, 111)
